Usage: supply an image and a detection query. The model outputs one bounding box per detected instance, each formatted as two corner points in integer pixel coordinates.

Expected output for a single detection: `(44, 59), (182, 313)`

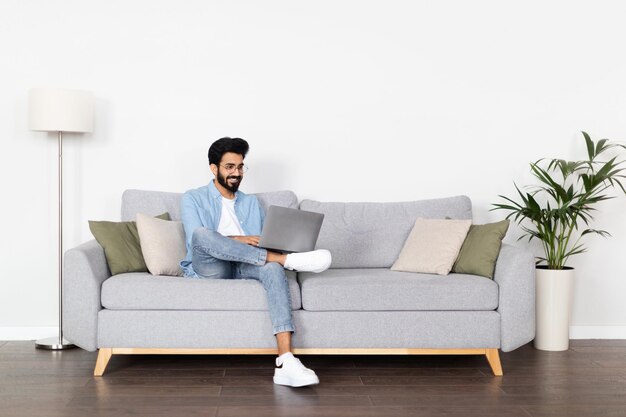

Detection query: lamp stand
(36, 131), (75, 350)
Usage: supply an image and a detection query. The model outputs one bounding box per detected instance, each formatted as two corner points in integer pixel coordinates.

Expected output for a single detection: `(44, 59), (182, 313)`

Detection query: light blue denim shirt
(179, 180), (265, 277)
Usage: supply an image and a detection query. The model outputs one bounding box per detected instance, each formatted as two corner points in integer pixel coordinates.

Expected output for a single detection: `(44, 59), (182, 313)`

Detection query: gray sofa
(63, 189), (535, 377)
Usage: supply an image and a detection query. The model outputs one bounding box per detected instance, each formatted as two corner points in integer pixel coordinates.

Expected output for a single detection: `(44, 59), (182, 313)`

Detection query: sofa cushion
(452, 219), (510, 279)
(101, 270), (301, 311)
(299, 196), (472, 268)
(88, 212), (170, 276)
(298, 269), (498, 311)
(136, 213), (186, 276)
(391, 218), (472, 275)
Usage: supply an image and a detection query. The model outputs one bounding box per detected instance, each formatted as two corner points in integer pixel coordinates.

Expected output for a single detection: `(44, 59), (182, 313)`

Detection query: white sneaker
(284, 249), (332, 273)
(273, 352), (320, 387)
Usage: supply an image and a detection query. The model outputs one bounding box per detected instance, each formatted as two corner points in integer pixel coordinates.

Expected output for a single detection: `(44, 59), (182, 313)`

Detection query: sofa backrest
(121, 190), (472, 269)
(121, 189), (298, 221)
(299, 196), (473, 268)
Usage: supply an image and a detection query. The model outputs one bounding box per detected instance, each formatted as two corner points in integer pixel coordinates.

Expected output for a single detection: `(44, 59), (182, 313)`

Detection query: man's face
(213, 152), (245, 193)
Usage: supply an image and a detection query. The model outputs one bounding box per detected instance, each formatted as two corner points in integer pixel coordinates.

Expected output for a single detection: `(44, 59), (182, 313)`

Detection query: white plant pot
(534, 267), (574, 351)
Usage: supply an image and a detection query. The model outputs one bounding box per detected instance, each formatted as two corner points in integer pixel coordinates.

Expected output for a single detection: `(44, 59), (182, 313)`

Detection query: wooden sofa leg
(485, 348), (503, 376)
(94, 348), (113, 376)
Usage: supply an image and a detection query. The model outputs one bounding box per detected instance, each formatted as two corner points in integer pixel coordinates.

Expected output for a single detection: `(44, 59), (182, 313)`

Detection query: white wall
(1, 0), (625, 338)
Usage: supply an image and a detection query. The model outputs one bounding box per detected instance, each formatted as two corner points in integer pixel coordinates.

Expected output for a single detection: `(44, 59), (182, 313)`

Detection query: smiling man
(179, 137), (331, 387)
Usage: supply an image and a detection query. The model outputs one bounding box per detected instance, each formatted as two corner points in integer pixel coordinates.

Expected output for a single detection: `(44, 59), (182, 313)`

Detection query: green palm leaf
(493, 131), (626, 269)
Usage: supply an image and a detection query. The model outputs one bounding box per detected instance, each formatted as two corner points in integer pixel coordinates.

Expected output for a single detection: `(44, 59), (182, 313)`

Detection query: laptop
(258, 206), (324, 253)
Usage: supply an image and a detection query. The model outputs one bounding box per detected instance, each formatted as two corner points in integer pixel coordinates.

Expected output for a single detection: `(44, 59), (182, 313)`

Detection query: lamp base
(35, 337), (76, 350)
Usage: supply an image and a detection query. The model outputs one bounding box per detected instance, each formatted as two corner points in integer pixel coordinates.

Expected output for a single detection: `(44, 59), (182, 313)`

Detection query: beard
(217, 170), (242, 193)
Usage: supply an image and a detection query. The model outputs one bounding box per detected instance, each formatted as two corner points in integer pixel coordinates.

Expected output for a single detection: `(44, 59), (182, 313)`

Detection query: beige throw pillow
(136, 212), (186, 276)
(391, 218), (472, 275)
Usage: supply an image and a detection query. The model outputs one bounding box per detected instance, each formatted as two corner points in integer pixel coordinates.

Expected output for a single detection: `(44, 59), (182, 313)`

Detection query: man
(179, 137), (331, 387)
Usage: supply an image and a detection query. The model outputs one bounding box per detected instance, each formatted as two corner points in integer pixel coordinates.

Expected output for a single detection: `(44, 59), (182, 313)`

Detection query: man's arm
(181, 192), (207, 253)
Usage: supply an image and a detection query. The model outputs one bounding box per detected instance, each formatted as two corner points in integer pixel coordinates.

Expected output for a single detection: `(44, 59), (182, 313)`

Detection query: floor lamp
(29, 88), (94, 350)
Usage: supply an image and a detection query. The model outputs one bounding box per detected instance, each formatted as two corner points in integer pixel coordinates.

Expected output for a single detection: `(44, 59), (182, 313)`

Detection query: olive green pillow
(88, 212), (170, 276)
(452, 220), (510, 279)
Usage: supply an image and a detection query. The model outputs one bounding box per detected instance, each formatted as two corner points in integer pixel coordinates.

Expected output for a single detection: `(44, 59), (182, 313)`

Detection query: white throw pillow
(391, 218), (472, 275)
(136, 212), (186, 276)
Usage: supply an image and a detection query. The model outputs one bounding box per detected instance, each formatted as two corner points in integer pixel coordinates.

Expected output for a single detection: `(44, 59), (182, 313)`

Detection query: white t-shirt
(217, 197), (245, 237)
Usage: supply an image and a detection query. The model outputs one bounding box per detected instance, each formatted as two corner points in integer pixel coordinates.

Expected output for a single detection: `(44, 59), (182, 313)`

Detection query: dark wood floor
(1, 340), (626, 417)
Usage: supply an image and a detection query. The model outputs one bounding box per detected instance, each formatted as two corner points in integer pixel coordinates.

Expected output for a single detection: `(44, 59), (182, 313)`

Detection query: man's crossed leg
(191, 228), (331, 387)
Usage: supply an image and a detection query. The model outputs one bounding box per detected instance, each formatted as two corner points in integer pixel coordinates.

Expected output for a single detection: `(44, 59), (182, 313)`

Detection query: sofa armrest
(63, 239), (111, 352)
(493, 243), (535, 352)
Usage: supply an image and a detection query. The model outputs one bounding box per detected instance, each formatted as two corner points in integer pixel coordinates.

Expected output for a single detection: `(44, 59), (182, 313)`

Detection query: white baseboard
(2, 326), (626, 341)
(569, 326), (626, 339)
(0, 327), (58, 341)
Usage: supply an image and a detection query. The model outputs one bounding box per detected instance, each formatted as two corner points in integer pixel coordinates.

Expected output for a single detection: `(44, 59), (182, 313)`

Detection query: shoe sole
(273, 375), (320, 387)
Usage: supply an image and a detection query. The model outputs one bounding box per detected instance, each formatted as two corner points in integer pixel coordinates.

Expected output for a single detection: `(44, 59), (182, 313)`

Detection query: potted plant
(493, 131), (626, 351)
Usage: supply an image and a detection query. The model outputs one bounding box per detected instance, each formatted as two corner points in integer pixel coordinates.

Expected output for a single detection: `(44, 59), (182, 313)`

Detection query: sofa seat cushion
(298, 269), (498, 311)
(101, 270), (301, 311)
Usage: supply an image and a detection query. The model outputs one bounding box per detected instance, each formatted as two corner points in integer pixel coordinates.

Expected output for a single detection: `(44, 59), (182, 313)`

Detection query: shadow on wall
(244, 156), (291, 194)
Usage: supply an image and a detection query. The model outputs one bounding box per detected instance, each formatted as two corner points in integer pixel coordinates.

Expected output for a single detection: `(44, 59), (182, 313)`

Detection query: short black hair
(208, 137), (249, 165)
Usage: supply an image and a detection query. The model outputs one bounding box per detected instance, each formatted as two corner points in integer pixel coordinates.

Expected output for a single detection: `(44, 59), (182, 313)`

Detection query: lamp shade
(29, 88), (94, 133)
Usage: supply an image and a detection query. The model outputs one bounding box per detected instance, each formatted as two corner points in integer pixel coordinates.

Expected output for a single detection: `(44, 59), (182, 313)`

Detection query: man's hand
(230, 235), (261, 246)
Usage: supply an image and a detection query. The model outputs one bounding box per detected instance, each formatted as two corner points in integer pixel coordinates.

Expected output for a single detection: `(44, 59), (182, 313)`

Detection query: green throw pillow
(452, 219), (510, 279)
(88, 212), (170, 276)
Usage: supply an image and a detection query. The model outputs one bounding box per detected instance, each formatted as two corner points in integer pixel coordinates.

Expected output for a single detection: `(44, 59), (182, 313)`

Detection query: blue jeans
(190, 228), (295, 335)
